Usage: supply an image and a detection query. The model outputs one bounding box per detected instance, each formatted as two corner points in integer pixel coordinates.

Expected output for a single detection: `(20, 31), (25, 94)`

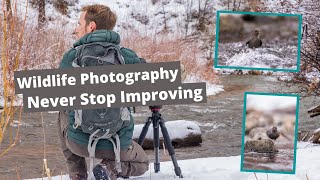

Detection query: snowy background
(247, 94), (297, 112)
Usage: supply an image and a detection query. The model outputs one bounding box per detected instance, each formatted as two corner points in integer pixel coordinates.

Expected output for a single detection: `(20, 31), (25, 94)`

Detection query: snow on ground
(29, 142), (320, 180)
(132, 120), (201, 140)
(225, 47), (297, 70)
(247, 94), (297, 112)
(17, 0), (210, 37)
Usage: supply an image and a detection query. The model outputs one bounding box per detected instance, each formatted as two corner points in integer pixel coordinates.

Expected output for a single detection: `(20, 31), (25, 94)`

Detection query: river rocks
(248, 70), (263, 75)
(244, 139), (278, 153)
(132, 120), (202, 149)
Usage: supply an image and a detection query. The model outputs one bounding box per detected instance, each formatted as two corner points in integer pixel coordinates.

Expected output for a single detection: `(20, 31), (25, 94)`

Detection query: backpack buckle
(73, 123), (79, 129)
(97, 57), (103, 65)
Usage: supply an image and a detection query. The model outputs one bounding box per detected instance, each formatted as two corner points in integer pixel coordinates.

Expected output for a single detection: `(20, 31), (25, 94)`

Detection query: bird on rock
(266, 126), (280, 141)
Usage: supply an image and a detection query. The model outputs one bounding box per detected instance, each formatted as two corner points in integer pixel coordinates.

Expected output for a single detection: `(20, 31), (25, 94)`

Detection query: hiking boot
(69, 173), (88, 180)
(93, 164), (110, 180)
(99, 160), (119, 180)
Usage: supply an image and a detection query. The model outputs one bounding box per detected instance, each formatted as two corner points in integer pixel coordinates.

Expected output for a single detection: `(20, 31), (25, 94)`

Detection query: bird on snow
(246, 29), (262, 48)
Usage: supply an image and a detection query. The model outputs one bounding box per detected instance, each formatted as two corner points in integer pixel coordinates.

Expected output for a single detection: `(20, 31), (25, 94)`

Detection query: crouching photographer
(58, 4), (149, 180)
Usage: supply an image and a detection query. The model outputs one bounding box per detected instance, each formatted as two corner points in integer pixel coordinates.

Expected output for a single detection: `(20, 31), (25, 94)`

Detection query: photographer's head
(74, 5), (117, 39)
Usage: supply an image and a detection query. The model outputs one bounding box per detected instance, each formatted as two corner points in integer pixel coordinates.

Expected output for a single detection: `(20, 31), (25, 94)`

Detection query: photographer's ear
(88, 21), (97, 32)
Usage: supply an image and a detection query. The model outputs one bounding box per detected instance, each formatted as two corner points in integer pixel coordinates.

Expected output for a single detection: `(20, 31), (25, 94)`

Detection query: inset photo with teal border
(240, 92), (299, 174)
(214, 11), (302, 72)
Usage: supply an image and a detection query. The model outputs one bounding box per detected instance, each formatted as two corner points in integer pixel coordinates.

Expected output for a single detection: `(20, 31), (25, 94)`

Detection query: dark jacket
(59, 30), (142, 150)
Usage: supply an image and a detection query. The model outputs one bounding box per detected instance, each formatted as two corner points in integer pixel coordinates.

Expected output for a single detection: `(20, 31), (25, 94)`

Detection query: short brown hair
(81, 5), (117, 30)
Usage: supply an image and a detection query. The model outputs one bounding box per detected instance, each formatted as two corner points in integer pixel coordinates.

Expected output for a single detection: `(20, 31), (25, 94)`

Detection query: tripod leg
(153, 118), (160, 173)
(138, 117), (152, 146)
(159, 118), (183, 178)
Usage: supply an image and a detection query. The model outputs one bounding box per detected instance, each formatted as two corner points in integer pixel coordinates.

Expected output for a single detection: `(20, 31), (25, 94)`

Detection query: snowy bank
(29, 142), (320, 180)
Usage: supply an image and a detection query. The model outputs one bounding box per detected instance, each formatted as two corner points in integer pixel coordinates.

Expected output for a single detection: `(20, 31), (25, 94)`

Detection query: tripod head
(149, 105), (162, 113)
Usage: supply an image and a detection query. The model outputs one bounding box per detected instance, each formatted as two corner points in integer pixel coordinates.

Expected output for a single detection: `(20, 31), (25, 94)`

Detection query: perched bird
(266, 126), (280, 141)
(246, 29), (262, 48)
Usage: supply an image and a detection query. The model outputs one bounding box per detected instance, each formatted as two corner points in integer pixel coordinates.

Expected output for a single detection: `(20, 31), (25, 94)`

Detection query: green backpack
(72, 42), (132, 178)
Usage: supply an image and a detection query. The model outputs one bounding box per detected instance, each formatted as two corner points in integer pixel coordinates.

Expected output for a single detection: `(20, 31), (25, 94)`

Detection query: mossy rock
(244, 139), (278, 153)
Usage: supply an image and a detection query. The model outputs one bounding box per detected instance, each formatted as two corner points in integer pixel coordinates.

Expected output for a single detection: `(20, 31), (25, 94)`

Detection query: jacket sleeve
(120, 47), (146, 64)
(59, 49), (76, 68)
(139, 58), (147, 63)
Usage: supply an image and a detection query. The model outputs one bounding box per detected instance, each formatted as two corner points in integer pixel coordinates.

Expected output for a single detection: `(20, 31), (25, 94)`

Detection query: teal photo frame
(240, 92), (299, 174)
(214, 11), (302, 72)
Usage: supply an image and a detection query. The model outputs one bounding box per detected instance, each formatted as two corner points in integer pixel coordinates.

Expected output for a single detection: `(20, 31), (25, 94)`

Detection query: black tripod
(138, 106), (183, 178)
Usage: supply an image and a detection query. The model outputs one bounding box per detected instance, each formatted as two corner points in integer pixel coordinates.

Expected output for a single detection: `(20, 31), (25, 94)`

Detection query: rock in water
(244, 139), (278, 153)
(266, 126), (280, 140)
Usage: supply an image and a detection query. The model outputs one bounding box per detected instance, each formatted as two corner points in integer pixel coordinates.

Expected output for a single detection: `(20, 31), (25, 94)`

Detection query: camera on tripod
(149, 105), (162, 112)
(138, 105), (183, 178)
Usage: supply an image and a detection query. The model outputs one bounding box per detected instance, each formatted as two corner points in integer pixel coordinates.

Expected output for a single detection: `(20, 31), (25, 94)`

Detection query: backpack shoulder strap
(87, 130), (122, 179)
(72, 45), (85, 67)
(119, 47), (146, 64)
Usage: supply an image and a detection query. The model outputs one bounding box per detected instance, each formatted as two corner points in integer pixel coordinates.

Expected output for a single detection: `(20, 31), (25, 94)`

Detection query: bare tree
(6, 0), (12, 20)
(54, 0), (69, 15)
(162, 4), (168, 31)
(38, 0), (46, 27)
(227, 0), (230, 10)
(184, 0), (195, 37)
(196, 0), (209, 31)
(6, 0), (12, 13)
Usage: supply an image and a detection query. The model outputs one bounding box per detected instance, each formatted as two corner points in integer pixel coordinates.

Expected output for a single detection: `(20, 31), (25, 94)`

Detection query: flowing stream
(0, 75), (319, 179)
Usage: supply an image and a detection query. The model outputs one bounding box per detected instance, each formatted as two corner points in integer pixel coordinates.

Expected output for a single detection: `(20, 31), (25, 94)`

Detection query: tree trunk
(38, 0), (46, 27)
(6, 0), (12, 20)
(162, 5), (167, 31)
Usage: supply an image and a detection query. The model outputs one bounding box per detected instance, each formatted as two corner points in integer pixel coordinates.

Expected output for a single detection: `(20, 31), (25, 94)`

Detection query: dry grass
(0, 0), (69, 159)
(122, 31), (219, 84)
(0, 0), (27, 157)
